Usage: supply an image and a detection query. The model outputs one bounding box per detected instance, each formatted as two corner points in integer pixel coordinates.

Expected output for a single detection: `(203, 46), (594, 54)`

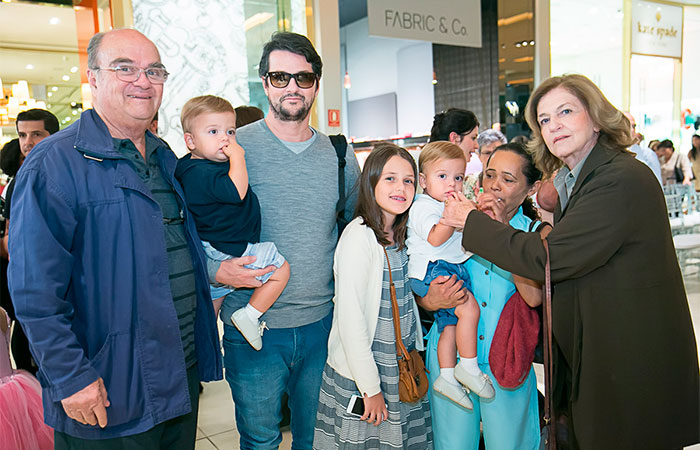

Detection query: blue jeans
(222, 311), (332, 450)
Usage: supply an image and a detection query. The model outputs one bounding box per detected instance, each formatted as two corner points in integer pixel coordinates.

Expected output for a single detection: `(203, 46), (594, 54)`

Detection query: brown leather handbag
(383, 248), (429, 403)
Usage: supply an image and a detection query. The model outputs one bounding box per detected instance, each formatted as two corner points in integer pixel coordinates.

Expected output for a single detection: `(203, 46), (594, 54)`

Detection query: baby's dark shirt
(175, 154), (260, 257)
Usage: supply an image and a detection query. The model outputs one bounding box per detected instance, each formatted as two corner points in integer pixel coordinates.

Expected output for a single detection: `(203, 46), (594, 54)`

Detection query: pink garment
(0, 308), (53, 450)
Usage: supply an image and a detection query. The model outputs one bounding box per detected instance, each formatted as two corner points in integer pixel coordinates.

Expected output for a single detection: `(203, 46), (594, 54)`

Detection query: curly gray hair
(476, 129), (507, 153)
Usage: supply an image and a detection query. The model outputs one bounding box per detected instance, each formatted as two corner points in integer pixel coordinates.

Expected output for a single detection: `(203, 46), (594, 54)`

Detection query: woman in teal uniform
(427, 142), (544, 450)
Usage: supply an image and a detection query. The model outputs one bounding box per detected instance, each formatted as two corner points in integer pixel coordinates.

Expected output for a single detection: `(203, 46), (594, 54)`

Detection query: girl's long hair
(354, 143), (417, 249)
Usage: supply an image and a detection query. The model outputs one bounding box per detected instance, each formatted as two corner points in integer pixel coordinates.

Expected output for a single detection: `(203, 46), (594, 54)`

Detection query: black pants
(54, 364), (200, 450)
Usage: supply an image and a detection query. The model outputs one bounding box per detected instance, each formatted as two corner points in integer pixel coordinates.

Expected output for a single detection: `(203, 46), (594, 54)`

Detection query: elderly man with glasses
(8, 29), (223, 448)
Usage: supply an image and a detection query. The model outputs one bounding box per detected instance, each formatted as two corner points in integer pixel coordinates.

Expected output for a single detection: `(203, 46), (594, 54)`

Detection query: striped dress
(314, 245), (433, 450)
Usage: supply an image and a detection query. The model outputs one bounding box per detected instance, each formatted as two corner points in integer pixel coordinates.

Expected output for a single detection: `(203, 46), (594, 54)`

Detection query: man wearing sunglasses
(208, 32), (360, 449)
(8, 29), (222, 448)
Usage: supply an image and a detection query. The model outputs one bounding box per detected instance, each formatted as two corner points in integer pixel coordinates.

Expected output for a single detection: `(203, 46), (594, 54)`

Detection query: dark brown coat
(463, 144), (699, 449)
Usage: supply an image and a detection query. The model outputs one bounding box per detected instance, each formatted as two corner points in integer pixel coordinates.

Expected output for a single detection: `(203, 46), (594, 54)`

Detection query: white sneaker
(433, 375), (473, 410)
(455, 365), (495, 399)
(230, 308), (265, 350)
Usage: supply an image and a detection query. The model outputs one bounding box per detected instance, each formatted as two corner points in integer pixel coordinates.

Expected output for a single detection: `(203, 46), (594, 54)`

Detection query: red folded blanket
(488, 291), (540, 388)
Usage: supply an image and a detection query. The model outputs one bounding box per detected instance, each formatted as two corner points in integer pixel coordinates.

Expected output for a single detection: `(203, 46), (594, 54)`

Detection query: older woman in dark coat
(442, 74), (699, 450)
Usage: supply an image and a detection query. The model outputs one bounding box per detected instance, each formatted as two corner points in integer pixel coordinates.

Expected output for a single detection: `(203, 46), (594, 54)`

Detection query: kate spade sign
(632, 1), (683, 59)
(368, 0), (482, 48)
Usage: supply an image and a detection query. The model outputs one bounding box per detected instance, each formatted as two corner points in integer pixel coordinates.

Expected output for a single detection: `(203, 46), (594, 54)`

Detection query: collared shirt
(629, 143), (662, 185)
(113, 135), (198, 368)
(553, 150), (592, 211)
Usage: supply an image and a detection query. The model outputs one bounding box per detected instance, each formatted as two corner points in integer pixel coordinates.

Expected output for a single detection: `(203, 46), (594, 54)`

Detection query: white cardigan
(326, 217), (425, 397)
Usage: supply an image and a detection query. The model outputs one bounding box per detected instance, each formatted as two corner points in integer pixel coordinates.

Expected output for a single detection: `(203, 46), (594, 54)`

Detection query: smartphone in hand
(346, 394), (364, 417)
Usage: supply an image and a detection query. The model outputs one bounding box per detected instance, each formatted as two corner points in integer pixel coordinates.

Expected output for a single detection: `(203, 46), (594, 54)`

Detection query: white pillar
(534, 0), (550, 86)
(311, 0), (342, 135)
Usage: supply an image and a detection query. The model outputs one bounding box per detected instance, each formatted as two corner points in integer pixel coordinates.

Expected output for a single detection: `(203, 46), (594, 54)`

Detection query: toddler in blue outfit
(407, 141), (494, 410)
(175, 95), (290, 351)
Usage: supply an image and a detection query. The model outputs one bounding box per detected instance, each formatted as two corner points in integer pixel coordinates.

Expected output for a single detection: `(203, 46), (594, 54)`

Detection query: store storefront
(0, 0), (342, 158)
(550, 0), (700, 151)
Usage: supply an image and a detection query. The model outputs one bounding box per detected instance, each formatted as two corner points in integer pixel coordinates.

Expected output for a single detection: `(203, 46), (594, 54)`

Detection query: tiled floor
(196, 276), (700, 450)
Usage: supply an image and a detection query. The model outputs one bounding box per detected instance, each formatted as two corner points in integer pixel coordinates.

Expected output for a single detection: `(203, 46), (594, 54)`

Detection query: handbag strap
(382, 247), (411, 362)
(542, 238), (557, 448)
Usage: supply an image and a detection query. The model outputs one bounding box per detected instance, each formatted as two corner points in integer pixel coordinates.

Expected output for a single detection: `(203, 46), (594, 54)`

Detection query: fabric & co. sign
(367, 0), (482, 48)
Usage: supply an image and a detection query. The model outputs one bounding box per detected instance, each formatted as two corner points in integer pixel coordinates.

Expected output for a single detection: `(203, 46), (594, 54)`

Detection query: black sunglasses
(266, 71), (317, 89)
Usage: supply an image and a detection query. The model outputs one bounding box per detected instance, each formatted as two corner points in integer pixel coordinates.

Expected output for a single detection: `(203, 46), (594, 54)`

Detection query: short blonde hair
(419, 141), (465, 173)
(524, 74), (635, 177)
(180, 95), (235, 133)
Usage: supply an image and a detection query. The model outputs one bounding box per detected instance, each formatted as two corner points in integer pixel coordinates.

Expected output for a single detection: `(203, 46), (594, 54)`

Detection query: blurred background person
(623, 112), (662, 185)
(654, 139), (692, 186)
(429, 108), (480, 198)
(688, 134), (700, 191)
(235, 105), (264, 128)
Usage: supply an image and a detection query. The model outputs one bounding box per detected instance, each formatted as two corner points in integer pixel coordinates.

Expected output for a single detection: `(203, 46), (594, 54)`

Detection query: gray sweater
(220, 120), (360, 328)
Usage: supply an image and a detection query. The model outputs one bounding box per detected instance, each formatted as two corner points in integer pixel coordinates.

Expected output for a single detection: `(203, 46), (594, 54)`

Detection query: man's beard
(270, 94), (313, 122)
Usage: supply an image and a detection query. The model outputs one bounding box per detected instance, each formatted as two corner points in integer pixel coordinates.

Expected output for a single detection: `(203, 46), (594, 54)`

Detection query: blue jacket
(7, 109), (223, 439)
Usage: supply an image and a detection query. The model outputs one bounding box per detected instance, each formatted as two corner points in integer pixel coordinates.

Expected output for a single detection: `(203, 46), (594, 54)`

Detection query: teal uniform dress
(426, 206), (540, 450)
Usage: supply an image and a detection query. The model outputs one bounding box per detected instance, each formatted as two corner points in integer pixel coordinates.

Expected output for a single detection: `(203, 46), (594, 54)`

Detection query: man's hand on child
(215, 256), (276, 288)
(416, 275), (469, 311)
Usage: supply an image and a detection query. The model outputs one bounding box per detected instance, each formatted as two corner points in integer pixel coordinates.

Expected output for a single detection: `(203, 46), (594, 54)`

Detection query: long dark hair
(429, 108), (479, 142)
(690, 135), (700, 161)
(0, 138), (22, 177)
(354, 143), (417, 249)
(487, 142), (542, 221)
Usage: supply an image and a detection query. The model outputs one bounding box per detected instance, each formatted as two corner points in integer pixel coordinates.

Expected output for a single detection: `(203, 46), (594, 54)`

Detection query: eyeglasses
(96, 64), (170, 84)
(266, 71), (317, 89)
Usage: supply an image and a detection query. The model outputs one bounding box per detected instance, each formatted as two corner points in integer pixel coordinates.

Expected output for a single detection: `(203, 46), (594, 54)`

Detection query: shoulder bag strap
(382, 247), (411, 362)
(329, 134), (348, 237)
(542, 238), (557, 449)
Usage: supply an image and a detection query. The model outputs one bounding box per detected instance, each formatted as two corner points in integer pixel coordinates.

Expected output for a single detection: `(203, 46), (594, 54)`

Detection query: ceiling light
(515, 43), (522, 48)
(70, 102), (76, 107)
(522, 41), (528, 47)
(47, 92), (53, 97)
(64, 117), (70, 121)
(497, 12), (533, 27)
(62, 75), (70, 81)
(70, 66), (78, 73)
(49, 17), (60, 25)
(529, 40), (535, 46)
(47, 104), (52, 108)
(25, 64), (34, 70)
(244, 12), (274, 31)
(72, 110), (77, 115)
(51, 86), (58, 92)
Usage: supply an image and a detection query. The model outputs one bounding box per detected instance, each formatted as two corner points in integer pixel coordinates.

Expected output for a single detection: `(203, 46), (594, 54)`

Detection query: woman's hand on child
(440, 191), (477, 229)
(361, 392), (388, 426)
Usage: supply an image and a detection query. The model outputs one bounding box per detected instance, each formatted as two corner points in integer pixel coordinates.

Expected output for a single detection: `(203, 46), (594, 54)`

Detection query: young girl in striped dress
(313, 143), (433, 450)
